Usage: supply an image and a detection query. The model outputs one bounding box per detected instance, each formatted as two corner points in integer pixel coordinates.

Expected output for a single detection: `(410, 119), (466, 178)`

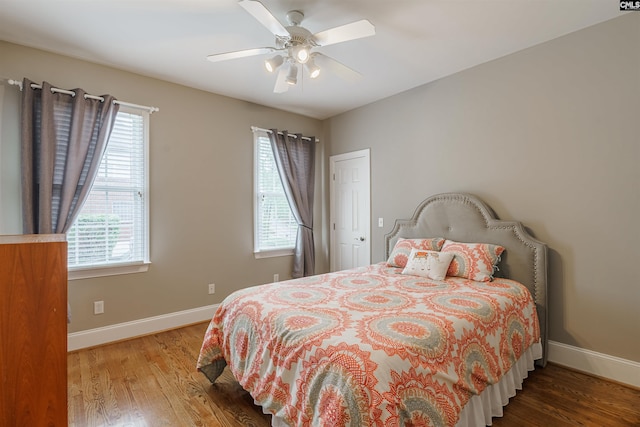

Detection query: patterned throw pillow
(440, 240), (505, 282)
(401, 249), (455, 280)
(387, 238), (446, 268)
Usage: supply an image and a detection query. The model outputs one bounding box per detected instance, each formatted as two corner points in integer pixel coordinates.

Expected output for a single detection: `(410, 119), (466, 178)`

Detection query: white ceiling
(0, 0), (623, 119)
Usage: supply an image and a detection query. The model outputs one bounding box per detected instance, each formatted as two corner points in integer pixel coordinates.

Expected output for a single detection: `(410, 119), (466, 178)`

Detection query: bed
(197, 192), (548, 426)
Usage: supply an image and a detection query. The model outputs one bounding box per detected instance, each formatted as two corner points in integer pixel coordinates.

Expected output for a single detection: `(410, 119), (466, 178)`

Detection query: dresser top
(0, 234), (66, 244)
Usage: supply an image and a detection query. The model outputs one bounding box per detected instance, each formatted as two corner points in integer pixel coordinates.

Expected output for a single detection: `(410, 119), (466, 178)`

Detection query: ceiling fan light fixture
(264, 55), (284, 73)
(306, 59), (320, 79)
(285, 63), (298, 85)
(208, 2), (376, 93)
(292, 45), (310, 64)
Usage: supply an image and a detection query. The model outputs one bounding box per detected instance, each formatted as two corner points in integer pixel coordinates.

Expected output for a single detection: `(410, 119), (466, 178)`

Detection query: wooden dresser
(0, 234), (67, 426)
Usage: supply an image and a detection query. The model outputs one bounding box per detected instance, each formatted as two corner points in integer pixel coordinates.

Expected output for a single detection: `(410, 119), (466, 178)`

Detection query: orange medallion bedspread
(197, 262), (540, 426)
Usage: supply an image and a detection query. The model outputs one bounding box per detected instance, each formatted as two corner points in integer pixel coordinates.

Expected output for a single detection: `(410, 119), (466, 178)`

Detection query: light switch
(378, 217), (384, 227)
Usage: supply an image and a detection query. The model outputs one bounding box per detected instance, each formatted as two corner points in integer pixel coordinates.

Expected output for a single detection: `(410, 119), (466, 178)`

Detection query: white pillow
(401, 249), (454, 280)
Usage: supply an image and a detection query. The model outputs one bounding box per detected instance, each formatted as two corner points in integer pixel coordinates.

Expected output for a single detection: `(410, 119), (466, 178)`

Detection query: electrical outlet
(273, 273), (279, 282)
(94, 300), (104, 315)
(208, 283), (215, 294)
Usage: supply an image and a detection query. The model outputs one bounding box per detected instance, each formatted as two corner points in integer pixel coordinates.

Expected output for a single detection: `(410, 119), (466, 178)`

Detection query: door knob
(355, 236), (366, 241)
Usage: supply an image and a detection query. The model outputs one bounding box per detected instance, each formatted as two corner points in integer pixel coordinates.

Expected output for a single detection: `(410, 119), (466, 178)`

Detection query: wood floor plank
(68, 322), (640, 427)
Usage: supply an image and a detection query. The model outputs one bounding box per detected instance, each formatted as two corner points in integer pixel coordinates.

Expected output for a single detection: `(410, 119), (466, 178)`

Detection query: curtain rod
(7, 79), (159, 114)
(251, 126), (319, 143)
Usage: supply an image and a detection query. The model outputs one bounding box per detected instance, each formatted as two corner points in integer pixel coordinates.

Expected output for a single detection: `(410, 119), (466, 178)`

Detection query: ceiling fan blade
(314, 53), (362, 82)
(239, 0), (289, 39)
(206, 47), (278, 63)
(312, 19), (375, 47)
(273, 65), (289, 93)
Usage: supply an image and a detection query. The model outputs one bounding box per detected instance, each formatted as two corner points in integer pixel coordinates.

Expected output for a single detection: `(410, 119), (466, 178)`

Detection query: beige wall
(325, 14), (639, 362)
(0, 41), (326, 333)
(1, 14), (638, 363)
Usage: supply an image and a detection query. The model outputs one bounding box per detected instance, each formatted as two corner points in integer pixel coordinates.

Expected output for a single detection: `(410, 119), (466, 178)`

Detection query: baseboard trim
(67, 304), (218, 352)
(548, 340), (640, 388)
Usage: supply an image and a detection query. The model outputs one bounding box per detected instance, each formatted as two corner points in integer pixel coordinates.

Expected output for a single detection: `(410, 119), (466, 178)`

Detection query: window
(253, 130), (297, 257)
(67, 107), (149, 278)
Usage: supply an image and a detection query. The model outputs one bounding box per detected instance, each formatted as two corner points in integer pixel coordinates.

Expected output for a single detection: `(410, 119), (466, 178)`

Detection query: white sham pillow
(401, 249), (455, 280)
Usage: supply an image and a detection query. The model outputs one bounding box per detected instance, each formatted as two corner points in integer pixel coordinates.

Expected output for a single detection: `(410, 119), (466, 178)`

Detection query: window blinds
(67, 110), (147, 268)
(255, 135), (297, 252)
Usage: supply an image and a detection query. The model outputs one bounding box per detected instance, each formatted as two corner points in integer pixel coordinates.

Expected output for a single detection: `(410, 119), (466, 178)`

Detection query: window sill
(254, 249), (294, 259)
(68, 261), (151, 280)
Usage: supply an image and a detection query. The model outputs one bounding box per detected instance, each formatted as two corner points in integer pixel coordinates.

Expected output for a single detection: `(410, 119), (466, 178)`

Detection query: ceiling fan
(206, 0), (375, 93)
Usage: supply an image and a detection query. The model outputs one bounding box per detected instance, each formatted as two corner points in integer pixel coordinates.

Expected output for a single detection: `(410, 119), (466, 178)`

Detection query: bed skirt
(268, 341), (543, 427)
(457, 341), (542, 426)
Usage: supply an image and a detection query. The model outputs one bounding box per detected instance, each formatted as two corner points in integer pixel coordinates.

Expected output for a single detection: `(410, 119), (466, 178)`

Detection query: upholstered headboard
(385, 192), (548, 366)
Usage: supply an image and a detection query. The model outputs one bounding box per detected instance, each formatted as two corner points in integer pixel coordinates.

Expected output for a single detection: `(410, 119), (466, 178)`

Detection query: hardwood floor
(68, 322), (640, 427)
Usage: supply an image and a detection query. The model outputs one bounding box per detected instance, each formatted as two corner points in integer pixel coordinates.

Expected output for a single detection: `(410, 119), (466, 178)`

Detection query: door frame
(329, 148), (371, 272)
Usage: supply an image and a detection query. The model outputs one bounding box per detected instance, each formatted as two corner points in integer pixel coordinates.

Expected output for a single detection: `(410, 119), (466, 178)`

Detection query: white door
(330, 149), (371, 272)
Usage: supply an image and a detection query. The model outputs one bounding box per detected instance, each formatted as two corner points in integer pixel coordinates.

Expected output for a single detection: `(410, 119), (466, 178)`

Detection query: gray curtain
(21, 78), (120, 234)
(21, 78), (119, 324)
(269, 129), (316, 278)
